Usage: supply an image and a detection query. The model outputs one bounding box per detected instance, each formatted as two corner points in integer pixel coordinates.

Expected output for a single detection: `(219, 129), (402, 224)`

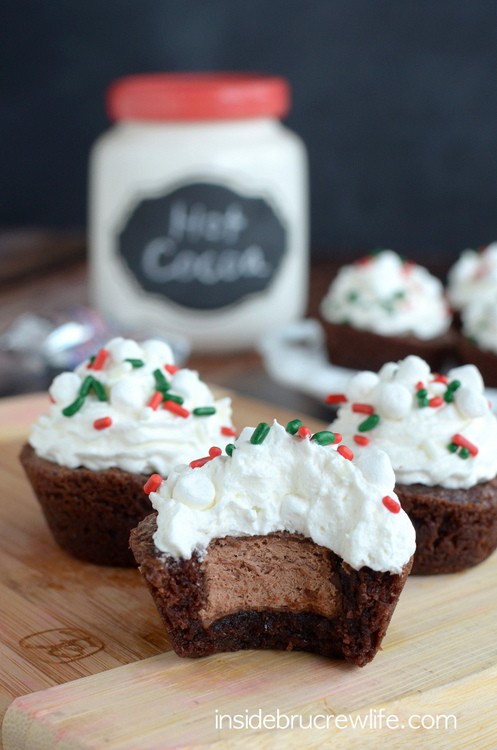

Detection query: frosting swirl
(448, 242), (497, 312)
(320, 250), (451, 339)
(330, 355), (497, 489)
(29, 337), (233, 474)
(461, 294), (497, 355)
(150, 420), (415, 574)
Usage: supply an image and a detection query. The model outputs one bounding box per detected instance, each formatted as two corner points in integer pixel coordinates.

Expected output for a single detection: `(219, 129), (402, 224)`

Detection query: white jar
(89, 73), (308, 352)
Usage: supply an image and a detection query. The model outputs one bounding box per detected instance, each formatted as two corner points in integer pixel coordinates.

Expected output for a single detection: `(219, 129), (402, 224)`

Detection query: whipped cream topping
(320, 250), (451, 339)
(330, 355), (497, 489)
(447, 242), (497, 311)
(29, 337), (233, 474)
(461, 295), (497, 354)
(150, 420), (415, 574)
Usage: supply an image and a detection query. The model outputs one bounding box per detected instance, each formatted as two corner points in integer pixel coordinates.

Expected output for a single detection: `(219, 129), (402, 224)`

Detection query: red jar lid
(107, 72), (290, 122)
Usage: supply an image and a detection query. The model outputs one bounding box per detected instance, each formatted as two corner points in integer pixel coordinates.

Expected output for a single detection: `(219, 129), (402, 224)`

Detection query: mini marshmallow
(377, 383), (413, 420)
(174, 472), (216, 510)
(49, 372), (81, 405)
(346, 371), (380, 401)
(454, 386), (488, 419)
(449, 364), (484, 394)
(394, 355), (431, 384)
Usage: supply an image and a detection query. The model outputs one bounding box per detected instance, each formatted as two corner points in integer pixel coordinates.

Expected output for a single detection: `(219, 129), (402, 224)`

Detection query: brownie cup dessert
(329, 355), (497, 574)
(319, 249), (453, 372)
(130, 420), (415, 667)
(20, 337), (234, 566)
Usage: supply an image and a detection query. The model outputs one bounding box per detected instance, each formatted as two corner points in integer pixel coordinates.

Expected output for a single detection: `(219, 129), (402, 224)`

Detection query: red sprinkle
(88, 348), (109, 371)
(143, 473), (163, 494)
(164, 364), (179, 375)
(353, 434), (370, 446)
(163, 400), (190, 418)
(355, 255), (373, 266)
(221, 426), (237, 437)
(297, 426), (312, 439)
(352, 403), (374, 414)
(148, 391), (163, 410)
(332, 432), (343, 443)
(382, 495), (401, 514)
(190, 445), (222, 468)
(433, 374), (449, 384)
(429, 396), (444, 408)
(93, 416), (112, 430)
(337, 444), (354, 460)
(189, 456), (211, 469)
(325, 393), (348, 405)
(416, 381), (425, 391)
(452, 433), (479, 456)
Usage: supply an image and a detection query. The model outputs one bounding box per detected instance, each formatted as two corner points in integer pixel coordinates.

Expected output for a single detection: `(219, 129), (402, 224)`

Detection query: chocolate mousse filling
(130, 515), (412, 666)
(198, 534), (341, 627)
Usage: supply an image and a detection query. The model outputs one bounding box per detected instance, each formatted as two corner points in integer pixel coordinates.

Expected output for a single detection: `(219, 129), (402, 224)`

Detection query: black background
(3, 0), (497, 262)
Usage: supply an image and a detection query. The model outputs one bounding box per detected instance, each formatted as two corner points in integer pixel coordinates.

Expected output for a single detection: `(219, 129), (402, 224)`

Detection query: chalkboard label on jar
(117, 182), (287, 311)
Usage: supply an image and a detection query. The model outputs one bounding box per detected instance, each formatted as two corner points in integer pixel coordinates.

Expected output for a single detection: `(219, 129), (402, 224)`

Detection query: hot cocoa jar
(89, 72), (308, 351)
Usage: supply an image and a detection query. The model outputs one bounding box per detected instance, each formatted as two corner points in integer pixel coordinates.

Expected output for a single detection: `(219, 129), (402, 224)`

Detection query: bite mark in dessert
(131, 420), (415, 666)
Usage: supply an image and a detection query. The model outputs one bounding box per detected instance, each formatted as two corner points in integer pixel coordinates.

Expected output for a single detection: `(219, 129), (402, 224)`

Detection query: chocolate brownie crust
(396, 477), (497, 574)
(20, 443), (150, 566)
(130, 514), (412, 667)
(321, 320), (455, 373)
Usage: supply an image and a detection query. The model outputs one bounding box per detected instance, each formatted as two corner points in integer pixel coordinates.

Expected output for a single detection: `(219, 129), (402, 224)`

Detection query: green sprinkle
(358, 414), (380, 432)
(444, 391), (455, 403)
(153, 368), (170, 392)
(62, 395), (86, 417)
(417, 388), (428, 399)
(418, 398), (429, 408)
(88, 355), (95, 366)
(447, 379), (461, 392)
(125, 358), (145, 368)
(250, 422), (271, 445)
(448, 442), (458, 453)
(90, 379), (108, 402)
(459, 447), (470, 459)
(286, 419), (302, 435)
(226, 443), (236, 457)
(79, 375), (95, 397)
(347, 291), (359, 303)
(164, 393), (184, 405)
(79, 375), (108, 401)
(193, 406), (216, 416)
(311, 430), (338, 446)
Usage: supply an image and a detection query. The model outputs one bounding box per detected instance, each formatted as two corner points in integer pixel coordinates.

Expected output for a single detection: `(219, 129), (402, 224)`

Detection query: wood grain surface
(1, 393), (497, 749)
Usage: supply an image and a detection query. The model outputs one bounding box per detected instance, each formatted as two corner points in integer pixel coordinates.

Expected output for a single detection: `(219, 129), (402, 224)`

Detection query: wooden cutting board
(1, 393), (497, 749)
